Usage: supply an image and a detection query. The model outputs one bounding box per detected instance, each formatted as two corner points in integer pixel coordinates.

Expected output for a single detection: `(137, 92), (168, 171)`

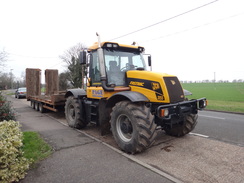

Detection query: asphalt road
(193, 110), (244, 146)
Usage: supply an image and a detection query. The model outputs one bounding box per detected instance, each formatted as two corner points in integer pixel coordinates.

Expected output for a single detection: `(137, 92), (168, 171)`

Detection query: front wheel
(65, 96), (87, 129)
(110, 101), (157, 154)
(165, 114), (198, 137)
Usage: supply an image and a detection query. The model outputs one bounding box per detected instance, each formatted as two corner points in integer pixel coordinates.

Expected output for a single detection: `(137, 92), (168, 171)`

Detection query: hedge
(0, 93), (16, 122)
(0, 120), (31, 183)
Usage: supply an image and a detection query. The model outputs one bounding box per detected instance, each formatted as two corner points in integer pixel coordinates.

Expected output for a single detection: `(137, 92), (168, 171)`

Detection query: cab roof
(88, 41), (144, 52)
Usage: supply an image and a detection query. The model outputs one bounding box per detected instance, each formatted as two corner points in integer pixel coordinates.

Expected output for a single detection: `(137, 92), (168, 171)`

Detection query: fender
(65, 88), (86, 98)
(106, 91), (149, 108)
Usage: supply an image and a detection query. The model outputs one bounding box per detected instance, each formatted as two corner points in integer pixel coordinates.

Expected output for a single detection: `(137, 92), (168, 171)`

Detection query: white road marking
(199, 114), (225, 120)
(189, 133), (209, 138)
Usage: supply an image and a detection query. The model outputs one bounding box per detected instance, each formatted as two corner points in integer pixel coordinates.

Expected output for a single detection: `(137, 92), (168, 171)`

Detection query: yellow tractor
(64, 34), (207, 154)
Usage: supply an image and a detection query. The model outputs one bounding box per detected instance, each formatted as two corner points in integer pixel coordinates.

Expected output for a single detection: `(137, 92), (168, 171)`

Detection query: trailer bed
(28, 92), (66, 112)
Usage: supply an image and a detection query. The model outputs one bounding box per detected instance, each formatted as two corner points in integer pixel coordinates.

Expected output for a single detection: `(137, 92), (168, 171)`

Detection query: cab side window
(89, 51), (101, 85)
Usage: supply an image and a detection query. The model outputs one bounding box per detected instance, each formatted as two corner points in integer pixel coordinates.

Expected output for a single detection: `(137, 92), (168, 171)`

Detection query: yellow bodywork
(87, 86), (118, 99)
(127, 70), (175, 103)
(86, 70), (182, 104)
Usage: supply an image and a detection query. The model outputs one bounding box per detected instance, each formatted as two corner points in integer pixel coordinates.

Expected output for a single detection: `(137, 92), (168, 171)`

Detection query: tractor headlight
(106, 43), (112, 47)
(160, 108), (169, 117)
(138, 47), (144, 52)
(104, 43), (119, 48)
(199, 99), (207, 109)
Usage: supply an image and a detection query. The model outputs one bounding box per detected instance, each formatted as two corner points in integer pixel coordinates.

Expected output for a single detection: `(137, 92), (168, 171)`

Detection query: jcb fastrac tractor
(65, 34), (207, 154)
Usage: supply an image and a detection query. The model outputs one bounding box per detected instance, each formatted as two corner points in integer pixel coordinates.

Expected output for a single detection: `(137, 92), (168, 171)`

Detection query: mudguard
(106, 91), (149, 107)
(65, 89), (86, 98)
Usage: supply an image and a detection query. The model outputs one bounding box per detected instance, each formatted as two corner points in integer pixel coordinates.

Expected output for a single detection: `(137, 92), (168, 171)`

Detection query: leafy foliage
(0, 121), (31, 183)
(0, 93), (16, 121)
(60, 43), (87, 88)
(59, 71), (70, 90)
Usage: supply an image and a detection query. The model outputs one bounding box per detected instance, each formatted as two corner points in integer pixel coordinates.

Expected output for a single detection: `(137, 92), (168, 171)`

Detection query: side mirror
(79, 50), (87, 65)
(148, 55), (151, 67)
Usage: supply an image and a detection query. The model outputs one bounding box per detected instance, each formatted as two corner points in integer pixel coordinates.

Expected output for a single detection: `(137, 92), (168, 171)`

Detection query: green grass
(182, 83), (244, 113)
(22, 131), (53, 166)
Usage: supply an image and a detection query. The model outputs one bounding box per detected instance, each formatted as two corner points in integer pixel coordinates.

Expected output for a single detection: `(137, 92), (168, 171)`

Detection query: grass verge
(182, 83), (244, 113)
(205, 100), (244, 113)
(22, 131), (53, 167)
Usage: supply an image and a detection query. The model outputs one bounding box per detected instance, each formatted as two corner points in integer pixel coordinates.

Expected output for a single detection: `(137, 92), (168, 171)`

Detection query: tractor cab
(80, 41), (149, 91)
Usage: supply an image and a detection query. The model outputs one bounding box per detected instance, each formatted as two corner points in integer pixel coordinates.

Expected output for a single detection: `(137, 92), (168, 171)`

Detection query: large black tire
(65, 96), (87, 129)
(165, 114), (198, 137)
(110, 101), (157, 154)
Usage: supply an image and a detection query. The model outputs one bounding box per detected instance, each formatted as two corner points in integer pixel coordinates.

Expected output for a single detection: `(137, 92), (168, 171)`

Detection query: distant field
(182, 83), (244, 113)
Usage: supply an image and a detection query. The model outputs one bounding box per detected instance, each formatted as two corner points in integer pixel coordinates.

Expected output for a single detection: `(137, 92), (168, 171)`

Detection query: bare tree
(0, 73), (11, 89)
(60, 43), (87, 88)
(0, 49), (8, 73)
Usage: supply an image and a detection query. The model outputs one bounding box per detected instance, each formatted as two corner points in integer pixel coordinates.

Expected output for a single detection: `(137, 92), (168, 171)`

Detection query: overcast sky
(0, 0), (244, 82)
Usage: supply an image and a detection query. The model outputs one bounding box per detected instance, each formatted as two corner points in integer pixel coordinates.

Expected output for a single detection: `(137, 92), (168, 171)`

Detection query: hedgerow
(0, 93), (16, 122)
(0, 120), (31, 183)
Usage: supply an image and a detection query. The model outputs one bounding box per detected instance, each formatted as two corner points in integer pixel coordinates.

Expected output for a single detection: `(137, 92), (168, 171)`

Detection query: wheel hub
(121, 120), (133, 134)
(116, 114), (133, 142)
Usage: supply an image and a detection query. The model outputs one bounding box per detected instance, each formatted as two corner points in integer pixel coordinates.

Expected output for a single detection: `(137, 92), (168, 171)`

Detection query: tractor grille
(163, 77), (184, 103)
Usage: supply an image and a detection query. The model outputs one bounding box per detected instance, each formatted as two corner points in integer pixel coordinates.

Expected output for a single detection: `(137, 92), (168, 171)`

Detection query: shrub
(0, 93), (16, 122)
(0, 120), (31, 183)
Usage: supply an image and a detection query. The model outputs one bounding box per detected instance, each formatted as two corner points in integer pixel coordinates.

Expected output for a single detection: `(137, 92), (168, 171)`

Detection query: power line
(143, 11), (244, 43)
(109, 0), (219, 41)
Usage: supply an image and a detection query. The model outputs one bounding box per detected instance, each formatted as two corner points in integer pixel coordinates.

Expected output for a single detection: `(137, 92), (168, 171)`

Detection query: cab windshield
(104, 49), (146, 86)
(104, 49), (146, 71)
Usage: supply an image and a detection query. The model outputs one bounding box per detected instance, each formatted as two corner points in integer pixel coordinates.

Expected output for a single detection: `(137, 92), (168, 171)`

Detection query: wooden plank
(45, 69), (59, 96)
(51, 94), (66, 103)
(26, 68), (41, 99)
(43, 105), (58, 112)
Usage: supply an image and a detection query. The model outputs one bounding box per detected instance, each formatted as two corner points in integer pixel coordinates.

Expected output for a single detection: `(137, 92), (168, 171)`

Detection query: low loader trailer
(26, 68), (66, 113)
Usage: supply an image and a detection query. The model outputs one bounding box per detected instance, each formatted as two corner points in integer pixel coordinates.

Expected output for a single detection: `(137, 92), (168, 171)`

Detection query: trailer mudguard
(65, 89), (86, 98)
(106, 91), (149, 108)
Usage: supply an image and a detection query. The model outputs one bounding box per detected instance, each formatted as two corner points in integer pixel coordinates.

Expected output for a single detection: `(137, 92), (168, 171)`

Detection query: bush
(0, 120), (31, 183)
(0, 93), (16, 122)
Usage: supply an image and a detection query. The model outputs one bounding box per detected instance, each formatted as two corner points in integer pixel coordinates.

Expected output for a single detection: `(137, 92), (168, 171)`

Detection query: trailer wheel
(34, 102), (39, 111)
(110, 101), (157, 154)
(30, 101), (35, 109)
(65, 96), (87, 129)
(39, 103), (46, 113)
(165, 114), (198, 137)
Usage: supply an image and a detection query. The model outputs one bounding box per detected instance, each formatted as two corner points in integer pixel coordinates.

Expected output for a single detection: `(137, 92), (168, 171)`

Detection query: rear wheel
(165, 114), (198, 137)
(110, 101), (157, 154)
(65, 96), (87, 129)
